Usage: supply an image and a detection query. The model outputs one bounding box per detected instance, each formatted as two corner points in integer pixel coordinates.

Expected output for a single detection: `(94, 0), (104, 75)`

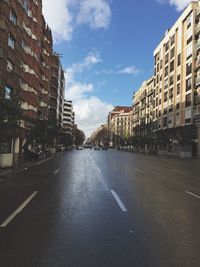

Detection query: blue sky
(43, 0), (193, 136)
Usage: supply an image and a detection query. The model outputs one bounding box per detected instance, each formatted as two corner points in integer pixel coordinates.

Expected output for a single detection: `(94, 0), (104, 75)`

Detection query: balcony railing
(196, 23), (200, 34)
(195, 94), (200, 104)
(196, 76), (200, 86)
(196, 58), (200, 69)
(196, 8), (200, 17)
(196, 40), (200, 51)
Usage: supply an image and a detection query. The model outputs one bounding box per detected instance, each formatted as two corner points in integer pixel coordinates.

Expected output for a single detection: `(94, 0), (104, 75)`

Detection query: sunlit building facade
(153, 1), (200, 157)
(0, 0), (53, 164)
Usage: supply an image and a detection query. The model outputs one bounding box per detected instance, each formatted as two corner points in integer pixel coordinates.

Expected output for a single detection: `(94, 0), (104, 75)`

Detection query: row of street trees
(0, 95), (85, 167)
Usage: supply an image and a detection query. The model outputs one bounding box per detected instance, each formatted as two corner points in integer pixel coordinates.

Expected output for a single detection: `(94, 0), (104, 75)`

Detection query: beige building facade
(153, 1), (200, 157)
(108, 106), (133, 147)
(132, 77), (154, 152)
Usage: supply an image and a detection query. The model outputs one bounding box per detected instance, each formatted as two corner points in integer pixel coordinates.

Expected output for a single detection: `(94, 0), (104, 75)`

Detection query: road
(0, 150), (200, 267)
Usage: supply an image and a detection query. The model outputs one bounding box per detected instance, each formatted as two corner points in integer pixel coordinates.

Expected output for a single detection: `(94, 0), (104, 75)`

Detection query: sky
(42, 0), (195, 137)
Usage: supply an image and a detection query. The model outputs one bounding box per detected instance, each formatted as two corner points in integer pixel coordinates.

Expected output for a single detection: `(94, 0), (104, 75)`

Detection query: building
(0, 0), (55, 166)
(153, 1), (200, 158)
(108, 106), (133, 147)
(49, 53), (65, 131)
(63, 100), (75, 136)
(132, 77), (154, 152)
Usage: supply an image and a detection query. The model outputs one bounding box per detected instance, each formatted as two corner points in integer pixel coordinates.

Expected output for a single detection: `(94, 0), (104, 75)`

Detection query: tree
(74, 128), (85, 146)
(60, 133), (73, 147)
(0, 97), (22, 152)
(94, 127), (109, 146)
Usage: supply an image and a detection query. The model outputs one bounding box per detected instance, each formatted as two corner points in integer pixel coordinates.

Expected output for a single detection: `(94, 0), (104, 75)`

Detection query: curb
(0, 155), (55, 180)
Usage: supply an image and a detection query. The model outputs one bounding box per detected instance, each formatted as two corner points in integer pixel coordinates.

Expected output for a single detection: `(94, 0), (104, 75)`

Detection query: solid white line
(0, 191), (38, 228)
(54, 168), (61, 174)
(110, 190), (127, 212)
(135, 168), (145, 174)
(185, 191), (200, 199)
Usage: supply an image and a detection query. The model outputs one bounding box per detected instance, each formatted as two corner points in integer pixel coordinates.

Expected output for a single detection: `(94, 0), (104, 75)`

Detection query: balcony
(196, 58), (200, 69)
(196, 23), (200, 34)
(196, 39), (200, 51)
(196, 7), (200, 17)
(195, 94), (200, 104)
(196, 76), (200, 86)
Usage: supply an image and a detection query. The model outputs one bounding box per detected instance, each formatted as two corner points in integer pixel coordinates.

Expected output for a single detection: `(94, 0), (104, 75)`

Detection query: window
(164, 92), (168, 102)
(165, 53), (169, 64)
(186, 44), (192, 60)
(8, 33), (15, 49)
(176, 103), (180, 110)
(23, 0), (29, 13)
(171, 35), (175, 46)
(169, 76), (174, 86)
(10, 9), (17, 24)
(165, 42), (169, 52)
(21, 39), (27, 50)
(186, 62), (192, 76)
(171, 47), (175, 60)
(185, 93), (191, 107)
(157, 63), (159, 72)
(186, 28), (192, 44)
(164, 79), (168, 90)
(169, 105), (173, 113)
(160, 60), (162, 69)
(185, 108), (191, 119)
(5, 86), (13, 100)
(169, 89), (173, 98)
(165, 66), (168, 77)
(186, 77), (192, 91)
(163, 117), (167, 127)
(177, 54), (181, 66)
(187, 15), (192, 29)
(170, 60), (174, 72)
(177, 74), (180, 81)
(177, 83), (180, 95)
(7, 59), (14, 72)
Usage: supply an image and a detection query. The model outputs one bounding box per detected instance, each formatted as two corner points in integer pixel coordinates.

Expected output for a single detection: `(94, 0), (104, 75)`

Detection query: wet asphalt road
(0, 150), (200, 267)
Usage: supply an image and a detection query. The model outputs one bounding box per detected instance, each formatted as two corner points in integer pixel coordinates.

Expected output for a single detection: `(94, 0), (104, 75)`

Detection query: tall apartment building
(108, 106), (133, 146)
(63, 100), (75, 136)
(49, 53), (65, 131)
(132, 77), (154, 151)
(0, 0), (53, 164)
(153, 1), (200, 157)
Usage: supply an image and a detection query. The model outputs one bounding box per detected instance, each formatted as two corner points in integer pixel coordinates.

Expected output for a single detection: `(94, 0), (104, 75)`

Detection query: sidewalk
(0, 156), (54, 179)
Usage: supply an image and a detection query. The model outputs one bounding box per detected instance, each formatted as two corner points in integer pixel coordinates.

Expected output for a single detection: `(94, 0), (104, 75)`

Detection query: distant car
(84, 144), (92, 149)
(76, 146), (83, 150)
(94, 146), (100, 150)
(102, 146), (108, 150)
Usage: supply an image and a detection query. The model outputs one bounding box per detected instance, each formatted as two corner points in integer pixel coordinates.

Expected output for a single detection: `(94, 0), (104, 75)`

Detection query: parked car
(102, 146), (108, 150)
(94, 146), (100, 150)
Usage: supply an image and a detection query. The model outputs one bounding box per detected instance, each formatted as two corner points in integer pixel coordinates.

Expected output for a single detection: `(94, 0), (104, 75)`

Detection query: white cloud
(77, 0), (111, 29)
(73, 97), (113, 137)
(70, 53), (102, 73)
(64, 54), (113, 137)
(118, 66), (141, 75)
(156, 0), (197, 11)
(66, 83), (94, 100)
(42, 0), (73, 42)
(42, 0), (111, 42)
